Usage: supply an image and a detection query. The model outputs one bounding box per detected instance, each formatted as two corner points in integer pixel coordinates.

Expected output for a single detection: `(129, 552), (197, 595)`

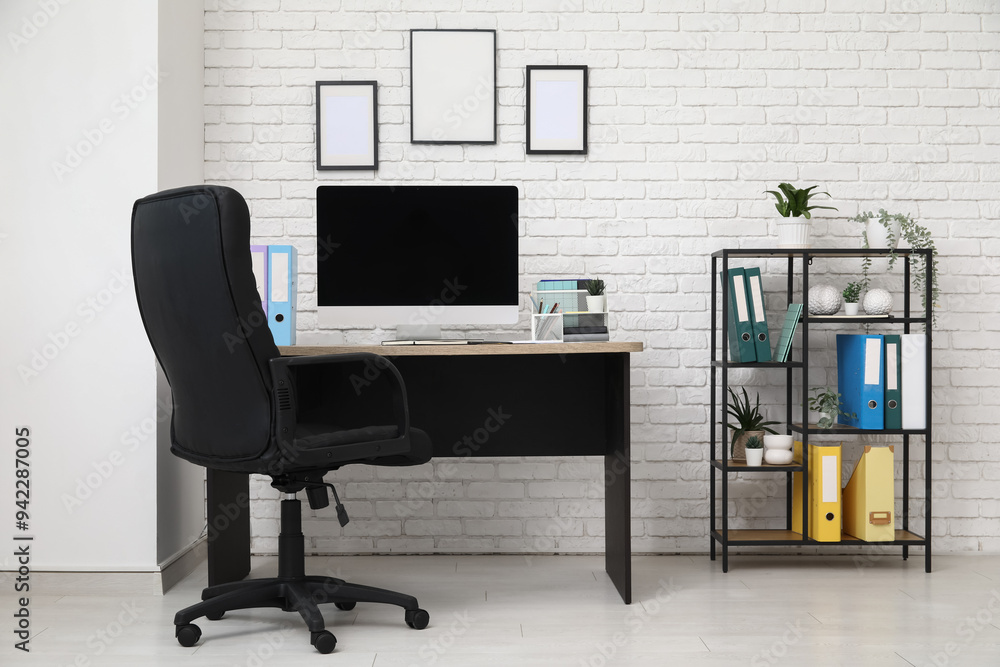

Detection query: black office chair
(130, 185), (431, 654)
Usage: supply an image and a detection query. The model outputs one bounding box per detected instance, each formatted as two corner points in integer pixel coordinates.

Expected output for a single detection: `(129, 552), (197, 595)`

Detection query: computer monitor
(316, 185), (519, 338)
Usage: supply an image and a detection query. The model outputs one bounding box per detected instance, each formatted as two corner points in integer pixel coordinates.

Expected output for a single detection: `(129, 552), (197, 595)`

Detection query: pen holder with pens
(532, 312), (564, 342)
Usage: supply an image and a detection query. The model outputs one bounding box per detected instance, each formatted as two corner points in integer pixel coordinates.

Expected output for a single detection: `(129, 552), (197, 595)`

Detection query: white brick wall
(205, 1), (1000, 556)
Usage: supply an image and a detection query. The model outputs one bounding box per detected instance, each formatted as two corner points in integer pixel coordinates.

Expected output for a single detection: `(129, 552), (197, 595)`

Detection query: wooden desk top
(280, 341), (643, 357)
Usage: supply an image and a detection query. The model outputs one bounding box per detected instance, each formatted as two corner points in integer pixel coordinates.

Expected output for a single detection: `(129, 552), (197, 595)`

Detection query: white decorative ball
(863, 288), (893, 315)
(807, 284), (841, 315)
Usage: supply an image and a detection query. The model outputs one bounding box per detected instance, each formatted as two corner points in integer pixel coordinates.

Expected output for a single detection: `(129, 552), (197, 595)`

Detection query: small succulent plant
(586, 279), (605, 296)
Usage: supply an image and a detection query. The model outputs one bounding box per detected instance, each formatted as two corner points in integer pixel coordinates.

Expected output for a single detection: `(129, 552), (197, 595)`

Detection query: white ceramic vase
(844, 302), (859, 316)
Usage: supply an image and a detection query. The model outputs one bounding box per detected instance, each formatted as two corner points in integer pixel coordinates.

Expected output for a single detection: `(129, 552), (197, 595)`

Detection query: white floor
(5, 553), (1000, 666)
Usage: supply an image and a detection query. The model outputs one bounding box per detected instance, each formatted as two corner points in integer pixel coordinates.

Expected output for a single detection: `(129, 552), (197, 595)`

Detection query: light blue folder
(267, 245), (297, 346)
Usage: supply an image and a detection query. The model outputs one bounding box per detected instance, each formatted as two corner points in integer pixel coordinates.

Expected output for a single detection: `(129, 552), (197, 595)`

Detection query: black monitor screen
(317, 185), (518, 307)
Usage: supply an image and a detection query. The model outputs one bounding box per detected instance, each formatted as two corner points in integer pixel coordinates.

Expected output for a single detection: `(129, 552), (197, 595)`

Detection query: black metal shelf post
(709, 248), (932, 573)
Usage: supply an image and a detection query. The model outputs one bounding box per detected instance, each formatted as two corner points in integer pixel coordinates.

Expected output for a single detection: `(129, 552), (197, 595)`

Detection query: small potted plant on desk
(808, 387), (856, 429)
(842, 281), (862, 316)
(727, 387), (779, 462)
(585, 279), (606, 313)
(744, 435), (764, 466)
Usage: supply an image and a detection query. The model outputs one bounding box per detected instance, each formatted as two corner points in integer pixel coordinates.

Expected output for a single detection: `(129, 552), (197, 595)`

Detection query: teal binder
(744, 267), (771, 362)
(884, 334), (902, 430)
(723, 268), (756, 363)
(775, 304), (803, 363)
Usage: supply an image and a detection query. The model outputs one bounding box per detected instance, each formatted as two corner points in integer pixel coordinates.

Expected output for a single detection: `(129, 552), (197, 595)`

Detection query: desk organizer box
(533, 280), (609, 341)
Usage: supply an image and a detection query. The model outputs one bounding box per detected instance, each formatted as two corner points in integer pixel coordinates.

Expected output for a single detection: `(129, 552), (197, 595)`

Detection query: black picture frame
(316, 81), (378, 171)
(526, 65), (588, 155)
(410, 29), (497, 144)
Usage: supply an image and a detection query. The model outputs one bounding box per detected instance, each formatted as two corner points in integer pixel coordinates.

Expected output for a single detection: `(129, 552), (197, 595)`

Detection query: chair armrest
(268, 353), (410, 438)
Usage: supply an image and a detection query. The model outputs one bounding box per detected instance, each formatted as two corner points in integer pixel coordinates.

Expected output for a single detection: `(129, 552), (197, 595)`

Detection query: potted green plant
(851, 209), (939, 326)
(585, 278), (606, 313)
(808, 387), (856, 429)
(726, 387), (779, 461)
(765, 183), (839, 249)
(744, 435), (764, 466)
(842, 281), (862, 316)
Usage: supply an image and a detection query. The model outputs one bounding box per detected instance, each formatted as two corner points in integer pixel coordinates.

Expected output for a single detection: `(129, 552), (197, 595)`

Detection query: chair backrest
(131, 185), (281, 465)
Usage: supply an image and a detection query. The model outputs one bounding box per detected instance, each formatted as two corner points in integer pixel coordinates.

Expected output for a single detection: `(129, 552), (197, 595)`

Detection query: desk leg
(605, 354), (632, 604)
(206, 469), (251, 587)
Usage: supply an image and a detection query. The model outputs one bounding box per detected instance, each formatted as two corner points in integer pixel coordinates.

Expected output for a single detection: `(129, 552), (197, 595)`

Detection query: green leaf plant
(808, 387), (856, 429)
(726, 387), (780, 457)
(842, 281), (862, 303)
(765, 183), (839, 219)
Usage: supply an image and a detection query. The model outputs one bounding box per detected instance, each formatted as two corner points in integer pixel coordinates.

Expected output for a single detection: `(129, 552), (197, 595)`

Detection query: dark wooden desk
(207, 341), (641, 604)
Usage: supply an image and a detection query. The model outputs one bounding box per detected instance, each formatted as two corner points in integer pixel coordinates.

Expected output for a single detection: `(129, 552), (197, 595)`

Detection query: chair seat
(294, 423), (432, 467)
(294, 423), (399, 449)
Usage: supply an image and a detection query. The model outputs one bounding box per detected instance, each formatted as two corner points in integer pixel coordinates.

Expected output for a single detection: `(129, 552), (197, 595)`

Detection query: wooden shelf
(789, 423), (930, 436)
(713, 529), (926, 546)
(712, 360), (803, 368)
(805, 315), (927, 325)
(712, 248), (933, 259)
(712, 459), (803, 472)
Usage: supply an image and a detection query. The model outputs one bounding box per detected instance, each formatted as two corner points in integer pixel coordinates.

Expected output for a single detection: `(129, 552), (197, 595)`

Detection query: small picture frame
(410, 29), (496, 144)
(526, 65), (588, 155)
(316, 81), (378, 170)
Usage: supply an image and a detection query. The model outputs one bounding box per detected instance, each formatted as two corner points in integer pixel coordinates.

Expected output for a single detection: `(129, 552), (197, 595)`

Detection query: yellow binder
(792, 442), (842, 542)
(843, 446), (895, 542)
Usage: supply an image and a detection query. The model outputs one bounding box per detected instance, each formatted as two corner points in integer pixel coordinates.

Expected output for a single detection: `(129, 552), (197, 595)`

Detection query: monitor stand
(384, 324), (484, 346)
(395, 324), (442, 341)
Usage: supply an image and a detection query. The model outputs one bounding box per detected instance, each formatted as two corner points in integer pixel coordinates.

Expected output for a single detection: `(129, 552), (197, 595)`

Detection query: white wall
(0, 0), (203, 572)
(155, 0), (206, 566)
(201, 3), (1000, 556)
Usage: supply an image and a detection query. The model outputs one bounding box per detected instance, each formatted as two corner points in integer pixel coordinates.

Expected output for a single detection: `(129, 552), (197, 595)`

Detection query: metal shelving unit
(709, 248), (933, 572)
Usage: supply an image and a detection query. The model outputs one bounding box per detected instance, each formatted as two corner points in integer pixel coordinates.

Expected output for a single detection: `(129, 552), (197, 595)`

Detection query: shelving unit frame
(709, 248), (933, 573)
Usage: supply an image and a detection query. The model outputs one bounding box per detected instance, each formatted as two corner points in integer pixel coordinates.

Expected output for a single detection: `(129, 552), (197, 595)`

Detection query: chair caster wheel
(335, 601), (356, 611)
(205, 610), (225, 620)
(311, 630), (337, 654)
(176, 623), (202, 647)
(405, 608), (430, 630)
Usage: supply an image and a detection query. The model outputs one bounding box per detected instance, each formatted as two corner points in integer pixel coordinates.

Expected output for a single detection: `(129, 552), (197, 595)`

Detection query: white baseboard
(0, 537), (207, 596)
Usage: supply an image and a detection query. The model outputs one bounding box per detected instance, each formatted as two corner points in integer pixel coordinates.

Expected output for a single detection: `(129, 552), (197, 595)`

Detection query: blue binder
(837, 334), (884, 430)
(267, 245), (297, 346)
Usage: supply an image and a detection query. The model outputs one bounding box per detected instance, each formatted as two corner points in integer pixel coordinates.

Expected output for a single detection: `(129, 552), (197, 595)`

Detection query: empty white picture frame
(410, 29), (496, 144)
(526, 66), (588, 155)
(316, 81), (378, 170)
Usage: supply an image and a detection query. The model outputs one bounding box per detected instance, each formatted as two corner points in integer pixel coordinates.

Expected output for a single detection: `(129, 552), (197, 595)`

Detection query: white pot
(776, 219), (810, 248)
(745, 448), (764, 466)
(865, 218), (901, 250)
(844, 302), (859, 316)
(586, 294), (606, 313)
